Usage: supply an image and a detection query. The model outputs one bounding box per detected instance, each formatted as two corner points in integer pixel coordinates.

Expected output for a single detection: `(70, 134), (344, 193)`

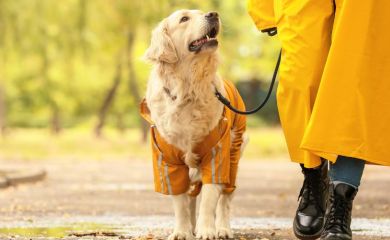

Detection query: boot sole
(319, 233), (352, 240)
(293, 219), (323, 240)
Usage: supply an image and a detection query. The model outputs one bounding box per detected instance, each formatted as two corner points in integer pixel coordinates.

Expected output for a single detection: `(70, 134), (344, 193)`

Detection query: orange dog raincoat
(140, 80), (246, 196)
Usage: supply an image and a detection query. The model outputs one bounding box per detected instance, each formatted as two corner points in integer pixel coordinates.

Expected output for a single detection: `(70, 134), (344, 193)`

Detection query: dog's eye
(180, 16), (189, 23)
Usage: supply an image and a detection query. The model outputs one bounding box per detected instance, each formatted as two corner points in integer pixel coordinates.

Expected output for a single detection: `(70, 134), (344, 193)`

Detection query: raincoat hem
(290, 158), (322, 169)
(301, 145), (390, 166)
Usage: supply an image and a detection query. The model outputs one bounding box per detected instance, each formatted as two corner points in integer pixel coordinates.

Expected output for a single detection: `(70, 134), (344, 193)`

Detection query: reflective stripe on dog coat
(140, 79), (246, 195)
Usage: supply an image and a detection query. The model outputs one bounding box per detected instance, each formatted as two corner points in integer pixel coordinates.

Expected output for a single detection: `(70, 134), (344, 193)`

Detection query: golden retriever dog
(142, 9), (247, 240)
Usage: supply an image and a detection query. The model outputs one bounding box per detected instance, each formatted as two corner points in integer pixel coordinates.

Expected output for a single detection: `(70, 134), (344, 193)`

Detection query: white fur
(216, 193), (234, 238)
(144, 10), (246, 240)
(189, 196), (197, 232)
(196, 184), (223, 239)
(169, 194), (194, 240)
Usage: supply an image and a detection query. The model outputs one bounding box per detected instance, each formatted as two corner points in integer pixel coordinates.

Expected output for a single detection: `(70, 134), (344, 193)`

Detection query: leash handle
(215, 49), (282, 115)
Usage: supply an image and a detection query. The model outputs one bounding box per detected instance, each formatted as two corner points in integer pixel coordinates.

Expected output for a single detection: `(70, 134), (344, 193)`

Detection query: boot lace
(298, 169), (326, 214)
(324, 194), (351, 232)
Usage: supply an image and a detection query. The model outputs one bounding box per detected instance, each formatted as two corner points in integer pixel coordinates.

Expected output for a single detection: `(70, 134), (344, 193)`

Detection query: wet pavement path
(0, 159), (389, 239)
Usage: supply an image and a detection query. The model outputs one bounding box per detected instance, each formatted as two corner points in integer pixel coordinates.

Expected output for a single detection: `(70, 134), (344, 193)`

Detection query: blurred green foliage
(0, 0), (280, 135)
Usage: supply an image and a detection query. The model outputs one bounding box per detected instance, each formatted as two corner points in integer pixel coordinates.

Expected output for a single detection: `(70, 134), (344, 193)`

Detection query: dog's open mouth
(189, 26), (219, 52)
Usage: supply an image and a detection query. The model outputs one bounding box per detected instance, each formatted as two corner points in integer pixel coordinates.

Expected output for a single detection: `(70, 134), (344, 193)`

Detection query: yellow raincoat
(140, 80), (246, 195)
(248, 0), (390, 168)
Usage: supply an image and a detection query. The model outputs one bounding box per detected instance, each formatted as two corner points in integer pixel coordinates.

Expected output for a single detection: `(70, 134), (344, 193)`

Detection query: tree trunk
(43, 49), (61, 134)
(94, 60), (122, 137)
(126, 31), (148, 143)
(36, 1), (62, 135)
(116, 112), (125, 134)
(51, 104), (61, 134)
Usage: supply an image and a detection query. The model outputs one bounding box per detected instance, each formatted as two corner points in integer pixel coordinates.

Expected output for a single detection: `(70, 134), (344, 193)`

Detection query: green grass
(0, 127), (288, 161)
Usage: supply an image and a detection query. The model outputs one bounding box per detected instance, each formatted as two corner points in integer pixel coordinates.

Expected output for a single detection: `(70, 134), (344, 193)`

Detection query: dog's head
(144, 10), (220, 64)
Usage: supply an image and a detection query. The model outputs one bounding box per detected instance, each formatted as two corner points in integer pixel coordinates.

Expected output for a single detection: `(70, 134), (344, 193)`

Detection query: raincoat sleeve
(228, 89), (246, 169)
(222, 80), (247, 194)
(247, 0), (277, 35)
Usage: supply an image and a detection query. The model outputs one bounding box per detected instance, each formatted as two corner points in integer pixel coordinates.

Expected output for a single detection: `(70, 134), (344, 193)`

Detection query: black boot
(293, 162), (329, 239)
(321, 183), (358, 240)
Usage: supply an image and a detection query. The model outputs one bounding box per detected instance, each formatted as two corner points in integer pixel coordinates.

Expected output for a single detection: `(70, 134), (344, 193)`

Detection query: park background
(0, 0), (287, 161)
(1, 1), (389, 240)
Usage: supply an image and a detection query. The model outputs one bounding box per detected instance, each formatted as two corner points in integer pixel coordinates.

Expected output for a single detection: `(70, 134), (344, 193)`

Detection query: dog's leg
(215, 193), (233, 239)
(196, 184), (222, 239)
(189, 196), (197, 232)
(169, 194), (194, 240)
(188, 168), (201, 232)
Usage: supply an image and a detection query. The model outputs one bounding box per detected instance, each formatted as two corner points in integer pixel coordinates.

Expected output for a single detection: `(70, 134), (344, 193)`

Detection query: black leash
(214, 49), (282, 115)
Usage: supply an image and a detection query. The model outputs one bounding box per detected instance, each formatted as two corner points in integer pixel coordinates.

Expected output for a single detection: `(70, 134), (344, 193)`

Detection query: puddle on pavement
(0, 223), (116, 238)
(1, 216), (390, 238)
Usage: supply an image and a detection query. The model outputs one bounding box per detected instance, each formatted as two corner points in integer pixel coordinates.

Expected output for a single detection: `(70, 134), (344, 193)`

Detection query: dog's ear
(143, 21), (178, 64)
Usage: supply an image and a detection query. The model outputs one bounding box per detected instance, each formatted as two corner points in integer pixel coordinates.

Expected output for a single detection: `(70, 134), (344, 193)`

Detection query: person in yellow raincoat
(248, 0), (390, 239)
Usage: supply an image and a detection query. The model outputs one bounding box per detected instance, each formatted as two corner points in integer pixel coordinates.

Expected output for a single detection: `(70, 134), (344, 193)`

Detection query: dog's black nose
(205, 11), (219, 22)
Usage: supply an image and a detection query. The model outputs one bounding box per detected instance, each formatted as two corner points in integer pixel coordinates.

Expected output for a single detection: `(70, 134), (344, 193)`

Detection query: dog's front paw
(216, 227), (233, 239)
(168, 230), (195, 240)
(196, 226), (217, 239)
